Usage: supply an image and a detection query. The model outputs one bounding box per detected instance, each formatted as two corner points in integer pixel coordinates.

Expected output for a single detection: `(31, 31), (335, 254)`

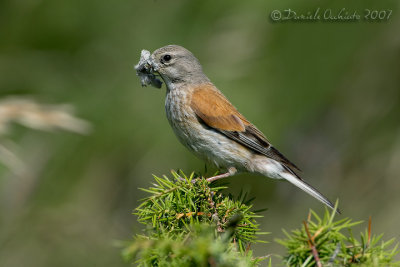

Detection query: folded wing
(190, 84), (300, 172)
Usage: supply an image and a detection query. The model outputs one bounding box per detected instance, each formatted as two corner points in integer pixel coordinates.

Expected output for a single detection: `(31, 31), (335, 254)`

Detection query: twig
(367, 216), (372, 248)
(303, 221), (322, 267)
(207, 188), (223, 232)
(245, 243), (252, 255)
(329, 243), (341, 263)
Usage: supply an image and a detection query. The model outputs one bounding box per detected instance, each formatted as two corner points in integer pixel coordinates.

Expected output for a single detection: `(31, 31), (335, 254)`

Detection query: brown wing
(190, 84), (249, 131)
(190, 84), (300, 172)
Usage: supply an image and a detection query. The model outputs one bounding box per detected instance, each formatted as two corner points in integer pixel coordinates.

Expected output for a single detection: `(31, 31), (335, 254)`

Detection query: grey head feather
(150, 45), (210, 88)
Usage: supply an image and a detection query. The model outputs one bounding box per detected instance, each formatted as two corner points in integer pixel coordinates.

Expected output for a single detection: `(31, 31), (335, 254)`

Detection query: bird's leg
(206, 167), (237, 183)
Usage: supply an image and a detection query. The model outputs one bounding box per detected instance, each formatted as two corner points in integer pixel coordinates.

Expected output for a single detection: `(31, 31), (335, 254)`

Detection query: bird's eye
(162, 54), (172, 62)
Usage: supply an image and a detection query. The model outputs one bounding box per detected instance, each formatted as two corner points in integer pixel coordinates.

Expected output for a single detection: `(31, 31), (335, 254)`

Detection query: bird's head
(150, 45), (209, 89)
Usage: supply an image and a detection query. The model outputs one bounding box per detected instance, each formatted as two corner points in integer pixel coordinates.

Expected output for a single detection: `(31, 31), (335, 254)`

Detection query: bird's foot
(206, 167), (237, 183)
(175, 167), (237, 184)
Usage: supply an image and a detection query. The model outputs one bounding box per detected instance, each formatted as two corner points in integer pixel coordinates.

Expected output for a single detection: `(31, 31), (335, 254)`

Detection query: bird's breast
(165, 89), (197, 144)
(165, 88), (215, 159)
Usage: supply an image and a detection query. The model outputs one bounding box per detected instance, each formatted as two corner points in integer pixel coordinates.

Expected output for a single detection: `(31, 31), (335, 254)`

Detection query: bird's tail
(279, 170), (340, 214)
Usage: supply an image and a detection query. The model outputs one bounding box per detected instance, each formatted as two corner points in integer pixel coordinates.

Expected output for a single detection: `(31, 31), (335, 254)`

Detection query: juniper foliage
(124, 171), (269, 266)
(276, 206), (400, 266)
(124, 171), (399, 266)
(123, 224), (269, 267)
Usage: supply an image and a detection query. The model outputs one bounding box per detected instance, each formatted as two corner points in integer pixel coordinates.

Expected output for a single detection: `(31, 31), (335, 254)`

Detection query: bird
(137, 44), (338, 213)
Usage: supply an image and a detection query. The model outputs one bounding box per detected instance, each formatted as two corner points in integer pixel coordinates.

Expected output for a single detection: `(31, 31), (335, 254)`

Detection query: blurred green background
(1, 0), (399, 266)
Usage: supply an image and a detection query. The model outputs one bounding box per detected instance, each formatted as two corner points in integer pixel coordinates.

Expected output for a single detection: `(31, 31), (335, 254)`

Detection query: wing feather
(190, 84), (300, 172)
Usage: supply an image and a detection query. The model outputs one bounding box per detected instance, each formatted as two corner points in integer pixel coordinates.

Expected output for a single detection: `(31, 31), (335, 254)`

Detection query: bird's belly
(176, 121), (251, 170)
(165, 93), (252, 170)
